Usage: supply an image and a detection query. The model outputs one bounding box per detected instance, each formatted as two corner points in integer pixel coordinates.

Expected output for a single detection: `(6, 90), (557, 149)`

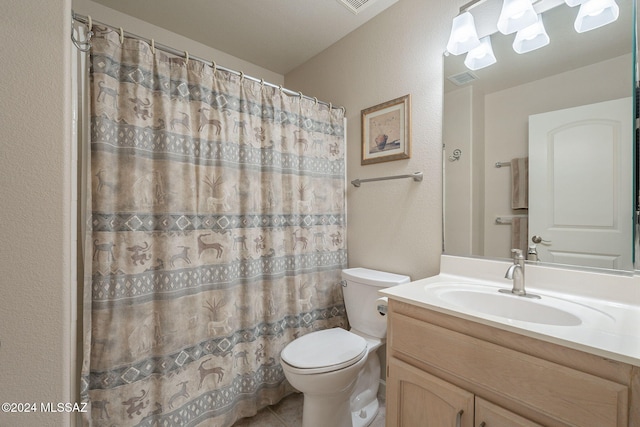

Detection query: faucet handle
(511, 248), (524, 260)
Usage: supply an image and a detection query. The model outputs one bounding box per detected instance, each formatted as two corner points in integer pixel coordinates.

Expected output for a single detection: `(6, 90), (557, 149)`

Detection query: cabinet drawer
(389, 313), (628, 427)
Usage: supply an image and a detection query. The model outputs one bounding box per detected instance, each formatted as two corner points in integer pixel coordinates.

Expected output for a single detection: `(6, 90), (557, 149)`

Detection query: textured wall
(285, 0), (462, 280)
(0, 1), (73, 426)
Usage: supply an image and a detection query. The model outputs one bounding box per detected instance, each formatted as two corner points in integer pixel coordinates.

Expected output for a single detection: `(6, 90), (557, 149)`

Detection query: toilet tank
(341, 268), (410, 338)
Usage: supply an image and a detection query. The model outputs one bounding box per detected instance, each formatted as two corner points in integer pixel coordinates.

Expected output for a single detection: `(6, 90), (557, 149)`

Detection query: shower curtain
(80, 26), (347, 426)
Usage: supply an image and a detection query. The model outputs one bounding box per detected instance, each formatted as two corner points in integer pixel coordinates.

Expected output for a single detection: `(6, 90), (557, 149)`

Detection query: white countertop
(379, 255), (640, 366)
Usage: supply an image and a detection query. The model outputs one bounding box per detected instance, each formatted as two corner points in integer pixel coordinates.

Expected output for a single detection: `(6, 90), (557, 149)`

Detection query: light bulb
(574, 0), (619, 32)
(497, 0), (538, 35)
(464, 36), (497, 70)
(513, 15), (550, 53)
(446, 12), (481, 55)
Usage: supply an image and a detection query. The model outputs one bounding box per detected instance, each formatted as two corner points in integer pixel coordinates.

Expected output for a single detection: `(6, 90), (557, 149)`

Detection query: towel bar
(495, 215), (528, 224)
(351, 172), (423, 187)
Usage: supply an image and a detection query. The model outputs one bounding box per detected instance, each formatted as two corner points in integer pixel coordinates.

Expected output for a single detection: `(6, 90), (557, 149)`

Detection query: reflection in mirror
(442, 0), (635, 272)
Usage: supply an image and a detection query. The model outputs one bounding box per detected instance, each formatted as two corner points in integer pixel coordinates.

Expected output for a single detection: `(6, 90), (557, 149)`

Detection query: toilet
(280, 268), (410, 427)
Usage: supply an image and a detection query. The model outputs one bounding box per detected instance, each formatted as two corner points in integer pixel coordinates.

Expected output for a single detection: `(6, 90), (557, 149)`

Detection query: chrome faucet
(499, 249), (540, 299)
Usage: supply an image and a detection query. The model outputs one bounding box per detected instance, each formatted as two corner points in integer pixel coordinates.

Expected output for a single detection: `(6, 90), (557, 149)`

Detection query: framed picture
(361, 94), (411, 165)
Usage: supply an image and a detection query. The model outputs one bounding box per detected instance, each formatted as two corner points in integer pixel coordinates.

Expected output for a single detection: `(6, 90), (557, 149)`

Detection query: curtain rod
(71, 11), (345, 113)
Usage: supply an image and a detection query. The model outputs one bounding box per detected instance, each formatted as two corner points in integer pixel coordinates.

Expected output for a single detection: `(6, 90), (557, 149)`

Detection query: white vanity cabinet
(385, 300), (639, 427)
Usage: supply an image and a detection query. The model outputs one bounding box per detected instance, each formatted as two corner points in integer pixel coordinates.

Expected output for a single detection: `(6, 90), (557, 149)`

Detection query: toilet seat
(281, 328), (367, 374)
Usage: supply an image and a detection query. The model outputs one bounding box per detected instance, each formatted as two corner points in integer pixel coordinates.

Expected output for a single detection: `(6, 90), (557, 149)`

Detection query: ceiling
(91, 0), (399, 75)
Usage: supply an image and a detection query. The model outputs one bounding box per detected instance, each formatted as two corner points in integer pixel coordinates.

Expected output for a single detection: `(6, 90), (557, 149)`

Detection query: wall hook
(448, 148), (462, 162)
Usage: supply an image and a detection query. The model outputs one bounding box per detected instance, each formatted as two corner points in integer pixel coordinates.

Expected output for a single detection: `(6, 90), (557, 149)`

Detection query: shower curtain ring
(150, 39), (156, 55)
(212, 61), (217, 73)
(87, 15), (92, 32)
(71, 17), (92, 52)
(119, 27), (124, 44)
(184, 51), (189, 64)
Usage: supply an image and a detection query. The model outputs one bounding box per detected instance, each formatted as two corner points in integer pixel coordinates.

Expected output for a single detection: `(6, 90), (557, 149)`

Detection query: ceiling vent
(337, 0), (376, 15)
(447, 71), (478, 86)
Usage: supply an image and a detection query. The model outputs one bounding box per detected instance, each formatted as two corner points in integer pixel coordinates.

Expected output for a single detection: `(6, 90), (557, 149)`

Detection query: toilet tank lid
(342, 268), (410, 287)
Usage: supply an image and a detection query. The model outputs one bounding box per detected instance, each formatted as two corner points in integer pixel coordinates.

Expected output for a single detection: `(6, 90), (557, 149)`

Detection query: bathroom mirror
(442, 0), (636, 273)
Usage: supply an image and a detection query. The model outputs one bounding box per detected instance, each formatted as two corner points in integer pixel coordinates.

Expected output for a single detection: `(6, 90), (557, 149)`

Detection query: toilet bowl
(280, 268), (410, 427)
(281, 328), (369, 427)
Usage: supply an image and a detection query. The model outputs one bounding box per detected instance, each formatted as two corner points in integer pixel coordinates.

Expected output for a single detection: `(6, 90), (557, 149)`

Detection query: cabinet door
(475, 398), (543, 427)
(387, 357), (474, 427)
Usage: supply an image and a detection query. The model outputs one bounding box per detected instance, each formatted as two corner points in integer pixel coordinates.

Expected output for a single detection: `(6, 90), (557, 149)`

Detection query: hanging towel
(511, 157), (529, 209)
(511, 216), (529, 254)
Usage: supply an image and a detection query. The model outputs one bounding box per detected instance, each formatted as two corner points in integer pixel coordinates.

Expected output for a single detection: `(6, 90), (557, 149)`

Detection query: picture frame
(361, 94), (411, 165)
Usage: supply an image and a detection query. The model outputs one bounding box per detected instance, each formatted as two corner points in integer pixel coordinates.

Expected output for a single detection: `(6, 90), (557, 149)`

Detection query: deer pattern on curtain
(81, 27), (347, 426)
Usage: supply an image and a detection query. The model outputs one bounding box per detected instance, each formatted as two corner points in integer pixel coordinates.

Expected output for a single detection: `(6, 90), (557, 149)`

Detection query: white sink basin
(424, 283), (615, 327)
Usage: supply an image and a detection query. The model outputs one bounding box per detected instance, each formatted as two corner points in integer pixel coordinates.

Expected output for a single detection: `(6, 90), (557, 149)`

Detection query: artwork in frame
(361, 94), (411, 165)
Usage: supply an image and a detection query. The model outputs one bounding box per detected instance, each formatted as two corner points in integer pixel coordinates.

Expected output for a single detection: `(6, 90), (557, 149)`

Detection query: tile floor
(233, 392), (386, 427)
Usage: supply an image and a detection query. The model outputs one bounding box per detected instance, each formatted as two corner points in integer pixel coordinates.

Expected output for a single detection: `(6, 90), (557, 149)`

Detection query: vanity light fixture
(497, 0), (538, 34)
(446, 11), (482, 55)
(464, 36), (497, 70)
(447, 0), (620, 72)
(574, 0), (619, 33)
(513, 14), (550, 53)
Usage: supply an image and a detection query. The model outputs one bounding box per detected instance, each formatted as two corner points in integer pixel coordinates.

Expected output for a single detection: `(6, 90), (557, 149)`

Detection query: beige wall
(285, 0), (461, 280)
(0, 1), (73, 426)
(443, 86), (473, 254)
